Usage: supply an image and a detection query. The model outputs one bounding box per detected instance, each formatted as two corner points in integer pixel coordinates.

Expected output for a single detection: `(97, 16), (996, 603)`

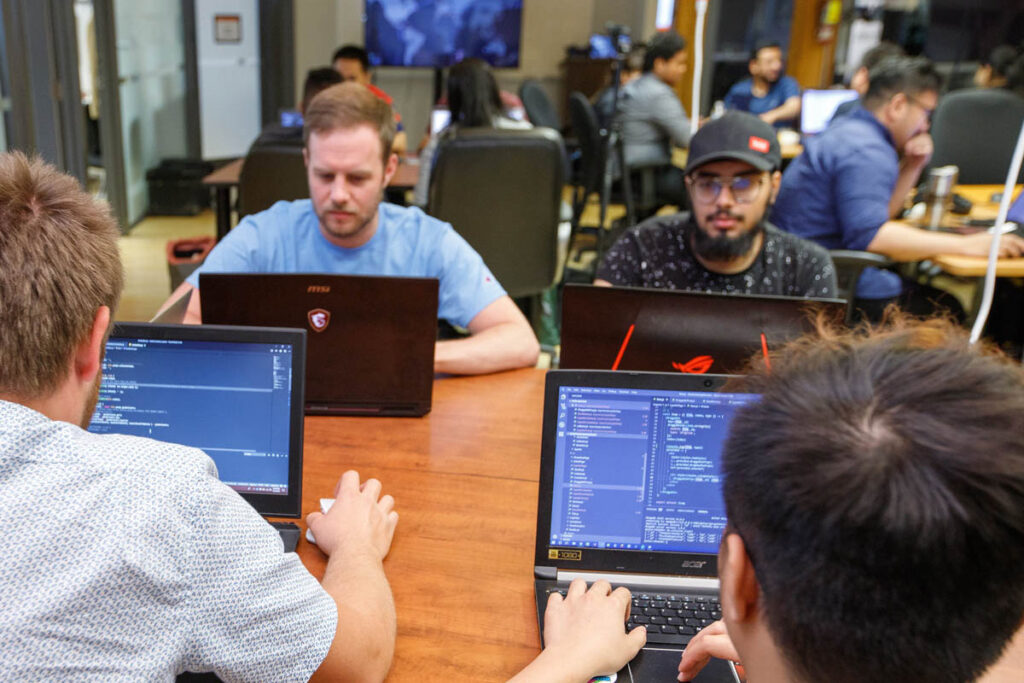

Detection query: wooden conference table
(928, 184), (1024, 277)
(277, 368), (1024, 682)
(202, 156), (421, 240)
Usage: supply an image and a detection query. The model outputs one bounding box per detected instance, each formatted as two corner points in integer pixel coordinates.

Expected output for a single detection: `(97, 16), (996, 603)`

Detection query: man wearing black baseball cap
(596, 111), (836, 299)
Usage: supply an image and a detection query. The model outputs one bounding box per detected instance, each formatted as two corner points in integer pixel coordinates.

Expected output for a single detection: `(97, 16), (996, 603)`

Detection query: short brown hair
(303, 82), (396, 165)
(723, 313), (1024, 683)
(0, 152), (124, 399)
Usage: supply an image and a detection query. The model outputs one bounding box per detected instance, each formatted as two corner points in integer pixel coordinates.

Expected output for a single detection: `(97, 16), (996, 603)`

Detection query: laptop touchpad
(622, 647), (738, 682)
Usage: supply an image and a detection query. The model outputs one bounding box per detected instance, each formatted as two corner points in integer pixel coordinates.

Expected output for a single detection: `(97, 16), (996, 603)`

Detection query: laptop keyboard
(546, 588), (721, 646)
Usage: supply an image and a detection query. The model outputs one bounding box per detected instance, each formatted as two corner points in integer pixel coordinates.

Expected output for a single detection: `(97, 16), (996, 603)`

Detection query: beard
(689, 212), (764, 261)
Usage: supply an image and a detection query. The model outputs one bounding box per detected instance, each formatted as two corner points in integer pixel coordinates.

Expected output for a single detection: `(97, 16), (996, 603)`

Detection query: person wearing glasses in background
(595, 111), (836, 299)
(772, 56), (1024, 322)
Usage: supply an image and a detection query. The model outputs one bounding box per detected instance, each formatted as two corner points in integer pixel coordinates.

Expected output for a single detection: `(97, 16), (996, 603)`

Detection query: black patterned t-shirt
(596, 213), (837, 298)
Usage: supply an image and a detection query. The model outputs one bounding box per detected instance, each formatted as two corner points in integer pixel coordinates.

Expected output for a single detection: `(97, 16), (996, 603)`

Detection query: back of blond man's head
(0, 152), (123, 399)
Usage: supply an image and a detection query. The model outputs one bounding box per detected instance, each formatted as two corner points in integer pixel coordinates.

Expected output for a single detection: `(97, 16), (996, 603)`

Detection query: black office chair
(829, 249), (895, 325)
(427, 127), (568, 300)
(237, 144), (308, 220)
(519, 80), (561, 131)
(930, 88), (1024, 184)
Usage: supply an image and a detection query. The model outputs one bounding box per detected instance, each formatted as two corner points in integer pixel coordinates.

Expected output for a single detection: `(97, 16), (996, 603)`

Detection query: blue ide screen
(88, 336), (294, 496)
(550, 385), (757, 555)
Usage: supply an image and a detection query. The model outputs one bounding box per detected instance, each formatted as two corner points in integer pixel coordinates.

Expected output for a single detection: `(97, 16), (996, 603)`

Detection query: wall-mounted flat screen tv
(365, 0), (523, 68)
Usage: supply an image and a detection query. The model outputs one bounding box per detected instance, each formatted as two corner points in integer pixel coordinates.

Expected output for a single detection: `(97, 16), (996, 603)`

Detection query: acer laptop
(88, 322), (307, 549)
(559, 285), (844, 375)
(534, 370), (754, 682)
(200, 273), (439, 416)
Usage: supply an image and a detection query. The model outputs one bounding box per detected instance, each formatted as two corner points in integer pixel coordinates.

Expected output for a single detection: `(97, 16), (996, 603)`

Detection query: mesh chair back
(427, 128), (566, 298)
(930, 88), (1024, 184)
(238, 145), (308, 219)
(519, 80), (561, 131)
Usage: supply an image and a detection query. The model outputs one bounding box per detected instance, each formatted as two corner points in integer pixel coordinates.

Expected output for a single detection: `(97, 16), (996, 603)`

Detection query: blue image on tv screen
(365, 0), (523, 68)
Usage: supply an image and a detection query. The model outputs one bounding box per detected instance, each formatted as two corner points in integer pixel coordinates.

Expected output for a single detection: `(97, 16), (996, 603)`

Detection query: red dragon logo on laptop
(307, 308), (331, 333)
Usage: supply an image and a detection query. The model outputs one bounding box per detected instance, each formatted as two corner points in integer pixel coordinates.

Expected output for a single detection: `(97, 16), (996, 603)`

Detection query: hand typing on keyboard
(508, 579), (646, 683)
(677, 620), (744, 682)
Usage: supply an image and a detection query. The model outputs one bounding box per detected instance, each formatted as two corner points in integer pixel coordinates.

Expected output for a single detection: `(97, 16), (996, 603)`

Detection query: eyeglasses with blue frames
(686, 172), (767, 204)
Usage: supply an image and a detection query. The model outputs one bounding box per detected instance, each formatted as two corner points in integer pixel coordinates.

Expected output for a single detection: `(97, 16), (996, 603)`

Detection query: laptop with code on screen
(200, 273), (438, 416)
(87, 322), (307, 548)
(534, 370), (753, 682)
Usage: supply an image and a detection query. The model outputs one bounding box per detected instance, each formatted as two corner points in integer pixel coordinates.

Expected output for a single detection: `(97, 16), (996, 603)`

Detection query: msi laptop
(200, 273), (439, 416)
(87, 323), (307, 549)
(559, 285), (844, 375)
(800, 88), (859, 136)
(534, 370), (754, 682)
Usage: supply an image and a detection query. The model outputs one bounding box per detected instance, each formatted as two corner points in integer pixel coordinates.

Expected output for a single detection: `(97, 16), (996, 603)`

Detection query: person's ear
(720, 532), (759, 624)
(768, 170), (782, 203)
(382, 152), (399, 185)
(74, 306), (111, 387)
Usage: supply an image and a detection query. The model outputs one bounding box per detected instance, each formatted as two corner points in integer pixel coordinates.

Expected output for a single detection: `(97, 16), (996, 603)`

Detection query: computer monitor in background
(800, 89), (859, 136)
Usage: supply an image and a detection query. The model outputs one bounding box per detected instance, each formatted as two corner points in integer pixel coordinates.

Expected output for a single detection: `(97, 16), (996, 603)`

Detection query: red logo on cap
(749, 136), (770, 153)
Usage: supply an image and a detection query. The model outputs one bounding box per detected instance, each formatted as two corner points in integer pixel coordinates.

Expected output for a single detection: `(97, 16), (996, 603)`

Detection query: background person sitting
(974, 44), (1021, 89)
(723, 41), (801, 128)
(830, 41), (904, 123)
(332, 44), (408, 154)
(413, 58), (531, 207)
(596, 111), (836, 299)
(251, 66), (342, 148)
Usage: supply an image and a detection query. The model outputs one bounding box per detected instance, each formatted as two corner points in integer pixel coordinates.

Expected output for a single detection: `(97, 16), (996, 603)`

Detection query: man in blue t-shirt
(772, 56), (1024, 320)
(163, 82), (539, 376)
(723, 42), (801, 128)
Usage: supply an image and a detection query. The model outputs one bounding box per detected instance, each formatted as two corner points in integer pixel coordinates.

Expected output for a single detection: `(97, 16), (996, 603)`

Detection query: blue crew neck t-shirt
(723, 76), (801, 128)
(187, 200), (506, 328)
(771, 106), (901, 300)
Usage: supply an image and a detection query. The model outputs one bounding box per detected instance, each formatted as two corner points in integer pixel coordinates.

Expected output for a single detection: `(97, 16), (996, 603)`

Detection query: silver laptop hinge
(555, 570), (719, 591)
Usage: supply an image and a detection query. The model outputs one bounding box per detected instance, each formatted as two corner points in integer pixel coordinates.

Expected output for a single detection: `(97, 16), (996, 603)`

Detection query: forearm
(889, 161), (926, 218)
(761, 97), (800, 125)
(434, 321), (539, 375)
(314, 552), (396, 682)
(867, 220), (971, 261)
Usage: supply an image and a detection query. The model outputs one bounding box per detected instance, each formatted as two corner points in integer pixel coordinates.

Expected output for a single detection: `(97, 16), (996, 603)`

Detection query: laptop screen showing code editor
(549, 385), (757, 555)
(89, 334), (295, 496)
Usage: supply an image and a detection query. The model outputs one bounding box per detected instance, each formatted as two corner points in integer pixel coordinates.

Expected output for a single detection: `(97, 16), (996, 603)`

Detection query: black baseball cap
(684, 111), (781, 175)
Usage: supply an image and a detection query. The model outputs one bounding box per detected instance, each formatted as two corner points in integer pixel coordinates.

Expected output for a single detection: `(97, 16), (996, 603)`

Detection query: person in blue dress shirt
(723, 41), (801, 128)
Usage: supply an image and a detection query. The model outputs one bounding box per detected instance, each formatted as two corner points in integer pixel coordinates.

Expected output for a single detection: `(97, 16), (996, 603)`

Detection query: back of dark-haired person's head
(1007, 53), (1024, 95)
(332, 44), (370, 72)
(446, 58), (502, 128)
(301, 67), (343, 113)
(985, 44), (1020, 79)
(624, 46), (646, 74)
(749, 40), (781, 62)
(721, 315), (1024, 683)
(858, 41), (904, 72)
(642, 31), (687, 72)
(863, 56), (943, 109)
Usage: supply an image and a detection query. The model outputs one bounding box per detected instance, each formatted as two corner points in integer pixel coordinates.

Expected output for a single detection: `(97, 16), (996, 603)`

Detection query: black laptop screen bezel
(534, 369), (754, 578)
(100, 322), (307, 518)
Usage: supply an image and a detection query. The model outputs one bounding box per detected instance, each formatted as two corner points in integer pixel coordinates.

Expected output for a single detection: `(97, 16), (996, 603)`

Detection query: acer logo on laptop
(307, 285), (331, 293)
(680, 560), (707, 569)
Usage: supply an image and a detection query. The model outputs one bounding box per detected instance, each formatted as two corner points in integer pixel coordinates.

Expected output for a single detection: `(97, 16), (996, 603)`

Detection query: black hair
(446, 58), (502, 129)
(642, 32), (687, 73)
(722, 316), (1024, 683)
(985, 44), (1020, 79)
(858, 41), (904, 72)
(332, 44), (370, 71)
(863, 56), (943, 108)
(301, 67), (343, 111)
(749, 40), (781, 62)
